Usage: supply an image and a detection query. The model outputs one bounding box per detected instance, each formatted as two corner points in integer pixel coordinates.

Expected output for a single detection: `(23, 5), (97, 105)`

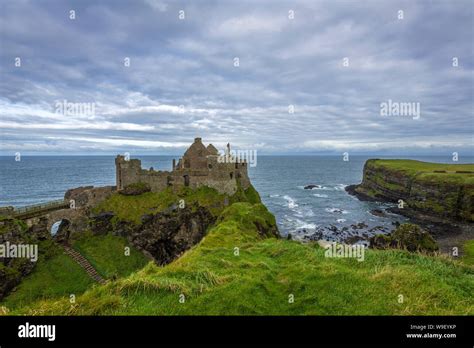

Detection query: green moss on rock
(370, 223), (438, 253)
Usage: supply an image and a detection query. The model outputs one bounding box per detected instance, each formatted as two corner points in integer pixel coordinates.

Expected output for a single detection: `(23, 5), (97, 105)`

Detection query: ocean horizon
(2, 154), (472, 244)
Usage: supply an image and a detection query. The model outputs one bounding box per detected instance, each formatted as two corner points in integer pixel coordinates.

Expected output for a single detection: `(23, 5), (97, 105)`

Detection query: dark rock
(304, 184), (321, 190)
(368, 225), (388, 234)
(119, 182), (151, 196)
(351, 222), (368, 230)
(390, 223), (438, 252)
(369, 234), (392, 249)
(345, 235), (365, 244)
(370, 209), (386, 217)
(370, 223), (438, 253)
(129, 204), (216, 265)
(89, 212), (115, 235)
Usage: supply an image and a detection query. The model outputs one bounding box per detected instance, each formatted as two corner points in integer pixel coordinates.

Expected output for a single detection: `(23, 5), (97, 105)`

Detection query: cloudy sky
(0, 0), (472, 155)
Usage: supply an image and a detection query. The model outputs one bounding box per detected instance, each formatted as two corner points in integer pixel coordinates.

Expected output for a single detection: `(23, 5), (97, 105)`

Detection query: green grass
(370, 159), (474, 185)
(1, 232), (150, 312)
(72, 233), (150, 279)
(1, 241), (94, 311)
(462, 240), (474, 266)
(92, 185), (261, 224)
(7, 202), (474, 316)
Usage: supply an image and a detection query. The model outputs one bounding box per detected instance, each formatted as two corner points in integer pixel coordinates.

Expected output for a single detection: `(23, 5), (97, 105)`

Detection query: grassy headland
(4, 199), (473, 316)
(351, 159), (474, 222)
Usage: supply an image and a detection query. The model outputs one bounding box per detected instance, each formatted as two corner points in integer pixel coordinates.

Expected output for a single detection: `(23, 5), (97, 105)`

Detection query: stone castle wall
(115, 140), (251, 195)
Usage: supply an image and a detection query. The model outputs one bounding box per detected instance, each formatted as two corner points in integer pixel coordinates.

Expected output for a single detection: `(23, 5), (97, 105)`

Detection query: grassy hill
(4, 200), (473, 316)
(1, 235), (149, 312)
(1, 241), (94, 310)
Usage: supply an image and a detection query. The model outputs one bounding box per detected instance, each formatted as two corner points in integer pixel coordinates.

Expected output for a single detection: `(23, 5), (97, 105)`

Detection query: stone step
(62, 245), (106, 284)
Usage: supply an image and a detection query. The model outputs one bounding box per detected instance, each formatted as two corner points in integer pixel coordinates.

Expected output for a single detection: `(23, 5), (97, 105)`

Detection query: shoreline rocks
(370, 223), (438, 253)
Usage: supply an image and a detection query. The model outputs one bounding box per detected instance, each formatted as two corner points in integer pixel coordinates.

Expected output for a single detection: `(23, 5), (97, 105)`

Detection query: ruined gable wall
(115, 153), (251, 195)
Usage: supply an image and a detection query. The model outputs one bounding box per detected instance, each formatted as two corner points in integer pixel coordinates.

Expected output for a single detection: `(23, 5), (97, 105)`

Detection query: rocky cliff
(87, 184), (273, 266)
(346, 159), (474, 224)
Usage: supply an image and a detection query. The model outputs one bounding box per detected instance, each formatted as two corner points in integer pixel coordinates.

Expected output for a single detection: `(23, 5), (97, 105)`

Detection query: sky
(0, 0), (473, 155)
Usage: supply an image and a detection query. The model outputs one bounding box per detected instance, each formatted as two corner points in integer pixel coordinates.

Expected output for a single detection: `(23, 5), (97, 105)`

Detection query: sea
(1, 155), (472, 244)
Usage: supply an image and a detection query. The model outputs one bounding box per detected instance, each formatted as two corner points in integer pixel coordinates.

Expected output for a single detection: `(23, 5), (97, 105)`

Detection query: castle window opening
(184, 175), (190, 187)
(230, 172), (233, 179)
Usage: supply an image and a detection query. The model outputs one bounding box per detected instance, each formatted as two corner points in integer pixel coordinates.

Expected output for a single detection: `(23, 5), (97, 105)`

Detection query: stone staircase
(62, 245), (106, 284)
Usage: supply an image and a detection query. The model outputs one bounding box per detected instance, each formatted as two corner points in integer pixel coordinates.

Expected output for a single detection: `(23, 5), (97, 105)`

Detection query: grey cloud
(0, 0), (472, 155)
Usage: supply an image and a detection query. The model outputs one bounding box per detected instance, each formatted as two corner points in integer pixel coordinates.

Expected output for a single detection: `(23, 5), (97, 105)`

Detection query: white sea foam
(294, 207), (314, 218)
(294, 218), (317, 230)
(313, 193), (328, 198)
(325, 207), (348, 214)
(334, 184), (347, 191)
(283, 195), (298, 209)
(284, 216), (317, 231)
(314, 186), (332, 191)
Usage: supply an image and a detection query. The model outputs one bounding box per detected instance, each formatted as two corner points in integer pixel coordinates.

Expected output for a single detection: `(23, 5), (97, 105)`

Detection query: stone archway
(44, 208), (88, 237)
(50, 218), (71, 243)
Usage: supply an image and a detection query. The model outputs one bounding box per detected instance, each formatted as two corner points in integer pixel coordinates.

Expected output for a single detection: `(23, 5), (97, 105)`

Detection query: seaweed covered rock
(370, 223), (438, 252)
(391, 223), (438, 252)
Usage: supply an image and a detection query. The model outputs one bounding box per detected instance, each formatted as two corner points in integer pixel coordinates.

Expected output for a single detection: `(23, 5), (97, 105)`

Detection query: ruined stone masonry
(115, 138), (251, 195)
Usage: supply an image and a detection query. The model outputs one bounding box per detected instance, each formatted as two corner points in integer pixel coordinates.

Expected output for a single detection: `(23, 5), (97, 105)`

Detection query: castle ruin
(115, 138), (250, 195)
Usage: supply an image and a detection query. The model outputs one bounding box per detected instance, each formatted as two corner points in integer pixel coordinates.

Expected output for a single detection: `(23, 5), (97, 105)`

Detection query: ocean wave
(313, 193), (328, 198)
(283, 216), (317, 231)
(333, 184), (347, 191)
(293, 218), (317, 230)
(325, 207), (348, 214)
(313, 186), (332, 191)
(283, 195), (298, 209)
(294, 207), (315, 218)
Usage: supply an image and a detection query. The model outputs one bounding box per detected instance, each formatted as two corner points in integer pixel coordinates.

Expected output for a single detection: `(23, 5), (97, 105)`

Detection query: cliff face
(347, 159), (474, 223)
(89, 205), (217, 265)
(88, 185), (271, 266)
